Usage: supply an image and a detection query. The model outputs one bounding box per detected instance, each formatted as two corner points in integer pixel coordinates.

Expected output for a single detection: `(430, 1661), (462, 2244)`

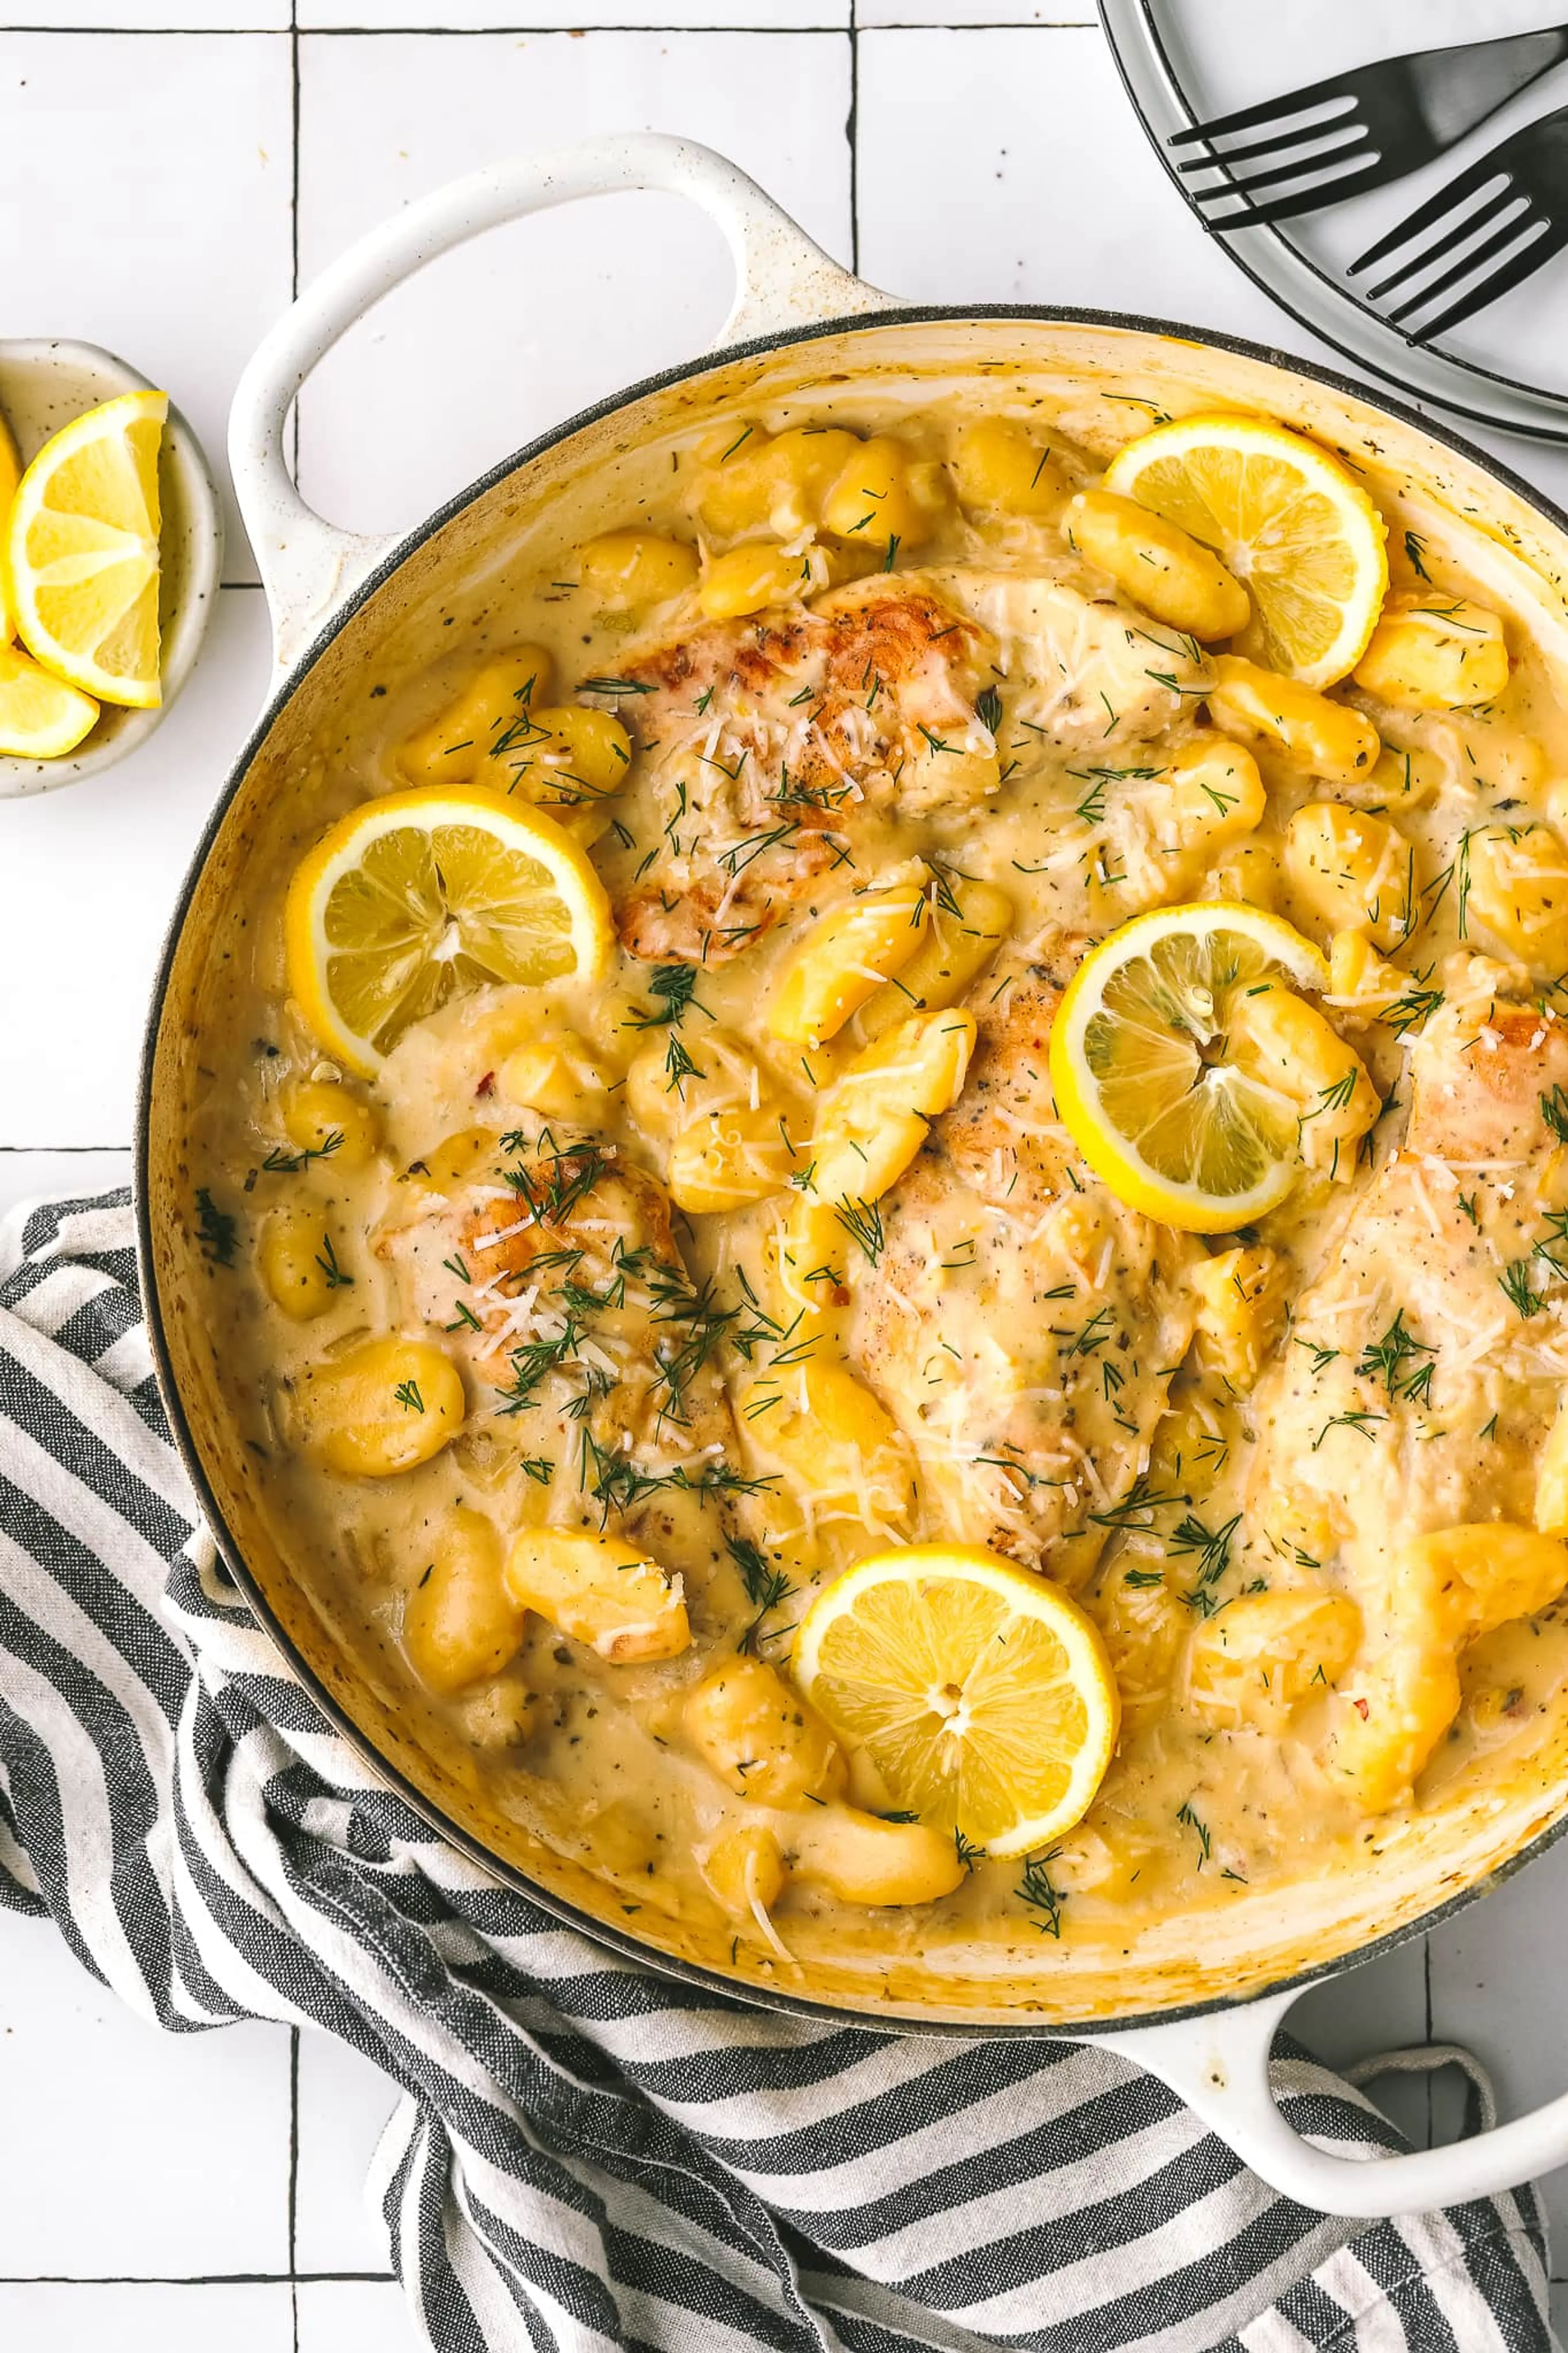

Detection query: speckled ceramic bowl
(0, 339), (222, 799)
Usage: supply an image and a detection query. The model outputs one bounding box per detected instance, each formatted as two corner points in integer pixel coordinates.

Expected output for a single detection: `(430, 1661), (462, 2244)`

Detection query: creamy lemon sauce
(187, 388), (1568, 1967)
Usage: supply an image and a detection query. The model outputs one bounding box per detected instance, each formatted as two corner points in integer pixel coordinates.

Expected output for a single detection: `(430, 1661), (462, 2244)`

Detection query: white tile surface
(293, 28), (853, 538)
(7, 0), (1568, 2317)
(296, 2277), (420, 2353)
(856, 26), (1330, 359)
(0, 587), (272, 1150)
(0, 34), (293, 581)
(0, 2284), (292, 2350)
(0, 1915), (291, 2279)
(293, 2032), (399, 2277)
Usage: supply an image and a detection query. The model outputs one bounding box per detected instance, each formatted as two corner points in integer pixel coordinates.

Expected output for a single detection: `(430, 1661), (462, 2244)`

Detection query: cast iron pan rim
(135, 300), (1568, 2039)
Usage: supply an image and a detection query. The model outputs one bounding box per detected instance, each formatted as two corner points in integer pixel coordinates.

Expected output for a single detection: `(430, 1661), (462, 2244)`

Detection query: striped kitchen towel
(0, 1188), (1555, 2353)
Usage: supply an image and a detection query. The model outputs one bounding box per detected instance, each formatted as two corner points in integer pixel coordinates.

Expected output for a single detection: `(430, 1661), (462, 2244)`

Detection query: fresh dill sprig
(1176, 1800), (1212, 1865)
(832, 1195), (885, 1266)
(629, 964), (705, 1030)
(262, 1129), (343, 1174)
(314, 1231), (354, 1289)
(393, 1379), (425, 1414)
(1356, 1308), (1435, 1402)
(1500, 1258), (1544, 1318)
(1016, 1850), (1068, 1939)
(1542, 1086), (1568, 1145)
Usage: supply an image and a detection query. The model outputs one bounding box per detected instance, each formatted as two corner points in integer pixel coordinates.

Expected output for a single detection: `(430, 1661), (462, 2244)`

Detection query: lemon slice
(0, 639), (99, 758)
(795, 1543), (1120, 1859)
(1103, 414), (1388, 687)
(285, 787), (614, 1077)
(4, 388), (165, 707)
(1049, 902), (1329, 1234)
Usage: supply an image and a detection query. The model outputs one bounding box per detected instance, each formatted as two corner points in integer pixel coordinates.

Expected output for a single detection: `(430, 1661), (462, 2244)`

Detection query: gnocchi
(1207, 653), (1380, 785)
(1067, 490), (1250, 642)
(1353, 591), (1510, 711)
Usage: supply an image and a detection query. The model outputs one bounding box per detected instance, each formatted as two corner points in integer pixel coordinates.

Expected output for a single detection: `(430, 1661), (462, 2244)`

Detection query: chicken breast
(611, 574), (1000, 965)
(935, 559), (1212, 752)
(849, 963), (1202, 1583)
(377, 1122), (764, 1570)
(1245, 980), (1568, 1809)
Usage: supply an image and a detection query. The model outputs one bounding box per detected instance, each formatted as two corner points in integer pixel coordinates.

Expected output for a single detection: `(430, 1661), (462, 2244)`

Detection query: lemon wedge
(0, 639), (99, 759)
(794, 1543), (1120, 1860)
(1102, 413), (1388, 687)
(0, 407), (21, 645)
(284, 787), (614, 1077)
(4, 388), (165, 707)
(1049, 902), (1330, 1234)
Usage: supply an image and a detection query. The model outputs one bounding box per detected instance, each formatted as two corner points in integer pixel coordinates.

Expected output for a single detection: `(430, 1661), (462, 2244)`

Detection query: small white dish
(0, 339), (223, 800)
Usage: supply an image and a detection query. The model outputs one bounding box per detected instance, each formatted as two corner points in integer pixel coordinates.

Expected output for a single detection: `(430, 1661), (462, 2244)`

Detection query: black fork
(1169, 22), (1568, 227)
(1346, 104), (1568, 340)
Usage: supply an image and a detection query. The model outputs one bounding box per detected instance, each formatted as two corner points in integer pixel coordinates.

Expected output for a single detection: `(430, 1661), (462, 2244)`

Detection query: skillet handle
(1099, 1983), (1568, 2218)
(227, 133), (895, 669)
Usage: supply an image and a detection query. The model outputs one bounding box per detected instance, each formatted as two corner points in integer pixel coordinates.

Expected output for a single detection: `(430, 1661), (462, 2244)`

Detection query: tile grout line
(288, 2027), (302, 2352)
(846, 0), (859, 277)
(290, 0), (302, 490)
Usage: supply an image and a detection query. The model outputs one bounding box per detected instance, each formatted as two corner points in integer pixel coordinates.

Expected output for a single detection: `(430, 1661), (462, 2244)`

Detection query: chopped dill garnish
(1541, 1086), (1568, 1145)
(629, 964), (705, 1030)
(1312, 1409), (1385, 1451)
(1176, 1799), (1211, 1864)
(578, 676), (655, 696)
(1403, 529), (1430, 581)
(393, 1379), (425, 1413)
(954, 1827), (986, 1869)
(1356, 1308), (1435, 1402)
(520, 1456), (554, 1485)
(976, 683), (1002, 736)
(1499, 1258), (1544, 1318)
(194, 1188), (238, 1268)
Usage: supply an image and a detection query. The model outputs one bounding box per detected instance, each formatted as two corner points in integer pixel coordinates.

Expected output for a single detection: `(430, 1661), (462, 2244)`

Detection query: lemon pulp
(795, 1544), (1120, 1858)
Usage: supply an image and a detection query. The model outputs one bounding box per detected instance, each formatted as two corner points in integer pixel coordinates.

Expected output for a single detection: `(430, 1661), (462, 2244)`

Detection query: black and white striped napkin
(0, 1188), (1557, 2353)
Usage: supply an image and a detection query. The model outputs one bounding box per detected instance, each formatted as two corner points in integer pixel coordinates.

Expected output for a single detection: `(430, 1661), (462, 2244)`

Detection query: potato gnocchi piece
(258, 1211), (343, 1324)
(699, 539), (832, 621)
(1067, 490), (1250, 643)
(1462, 824), (1568, 968)
(667, 1104), (800, 1215)
(403, 1508), (528, 1696)
(683, 1657), (846, 1805)
(1188, 1245), (1292, 1396)
(741, 1358), (918, 1537)
(811, 1009), (976, 1205)
(474, 701), (631, 807)
(1228, 984), (1379, 1178)
(282, 1078), (381, 1170)
(1284, 802), (1415, 952)
(821, 434), (944, 549)
(693, 424), (860, 540)
(500, 1031), (608, 1121)
(767, 881), (931, 1046)
(1327, 930), (1419, 1027)
(758, 1195), (852, 1345)
(1353, 591), (1510, 711)
(699, 1822), (787, 1920)
(1186, 1588), (1363, 1733)
(578, 530), (699, 611)
(856, 876), (1014, 1039)
(1330, 1523), (1568, 1810)
(625, 1025), (764, 1137)
(504, 1528), (689, 1663)
(788, 1805), (967, 1905)
(1154, 733), (1265, 852)
(1207, 653), (1379, 785)
(950, 418), (1067, 520)
(399, 649), (554, 785)
(304, 1336), (465, 1477)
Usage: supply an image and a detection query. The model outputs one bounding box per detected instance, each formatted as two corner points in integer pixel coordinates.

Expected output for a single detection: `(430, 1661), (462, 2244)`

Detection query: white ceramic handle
(228, 133), (895, 669)
(1101, 1980), (1568, 2218)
